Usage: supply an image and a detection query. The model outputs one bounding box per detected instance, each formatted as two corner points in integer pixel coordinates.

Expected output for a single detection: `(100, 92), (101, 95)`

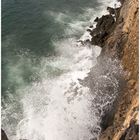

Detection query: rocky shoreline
(87, 0), (139, 139)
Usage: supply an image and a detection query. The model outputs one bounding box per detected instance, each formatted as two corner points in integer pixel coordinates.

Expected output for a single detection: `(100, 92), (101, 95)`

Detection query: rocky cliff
(90, 0), (139, 139)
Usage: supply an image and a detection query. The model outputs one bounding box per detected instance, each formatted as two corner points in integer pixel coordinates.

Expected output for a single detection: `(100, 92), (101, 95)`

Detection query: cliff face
(98, 0), (139, 139)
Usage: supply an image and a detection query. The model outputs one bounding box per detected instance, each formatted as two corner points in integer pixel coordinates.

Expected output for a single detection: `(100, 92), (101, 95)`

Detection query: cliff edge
(97, 0), (139, 139)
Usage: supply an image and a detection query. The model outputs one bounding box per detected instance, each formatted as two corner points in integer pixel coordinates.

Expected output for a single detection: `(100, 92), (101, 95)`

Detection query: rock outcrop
(89, 6), (121, 47)
(91, 14), (115, 46)
(90, 0), (139, 139)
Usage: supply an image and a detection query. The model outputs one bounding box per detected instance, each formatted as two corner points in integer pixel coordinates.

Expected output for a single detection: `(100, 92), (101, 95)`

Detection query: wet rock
(107, 7), (121, 18)
(120, 120), (139, 140)
(118, 16), (124, 24)
(86, 28), (92, 33)
(94, 17), (99, 22)
(107, 7), (115, 15)
(1, 129), (8, 140)
(100, 103), (117, 131)
(118, 0), (125, 4)
(91, 15), (115, 46)
(89, 25), (94, 28)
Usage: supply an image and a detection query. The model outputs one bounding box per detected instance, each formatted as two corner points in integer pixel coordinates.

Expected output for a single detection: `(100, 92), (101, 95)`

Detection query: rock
(86, 28), (92, 33)
(95, 15), (115, 31)
(119, 120), (139, 140)
(118, 17), (124, 23)
(107, 7), (121, 19)
(89, 25), (94, 28)
(91, 14), (115, 46)
(1, 129), (8, 140)
(107, 7), (115, 15)
(94, 17), (99, 22)
(91, 31), (108, 46)
(118, 0), (125, 4)
(127, 79), (136, 89)
(100, 102), (118, 131)
(99, 0), (139, 139)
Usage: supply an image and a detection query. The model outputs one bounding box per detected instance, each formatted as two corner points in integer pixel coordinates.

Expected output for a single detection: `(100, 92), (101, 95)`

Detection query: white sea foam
(15, 39), (102, 140)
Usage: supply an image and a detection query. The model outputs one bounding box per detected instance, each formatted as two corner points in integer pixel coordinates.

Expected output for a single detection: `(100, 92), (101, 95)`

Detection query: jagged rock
(107, 7), (121, 18)
(91, 14), (115, 46)
(90, 7), (122, 47)
(107, 7), (115, 15)
(94, 17), (99, 22)
(120, 120), (139, 140)
(1, 129), (8, 140)
(91, 31), (108, 46)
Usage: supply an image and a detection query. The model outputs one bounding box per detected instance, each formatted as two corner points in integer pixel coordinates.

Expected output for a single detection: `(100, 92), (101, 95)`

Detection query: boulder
(107, 7), (115, 15)
(91, 15), (115, 46)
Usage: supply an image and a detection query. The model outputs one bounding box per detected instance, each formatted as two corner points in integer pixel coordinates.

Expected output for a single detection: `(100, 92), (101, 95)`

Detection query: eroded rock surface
(97, 0), (139, 139)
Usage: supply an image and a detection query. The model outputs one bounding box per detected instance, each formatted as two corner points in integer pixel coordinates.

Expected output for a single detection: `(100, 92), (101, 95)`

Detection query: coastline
(1, 0), (139, 139)
(86, 0), (139, 139)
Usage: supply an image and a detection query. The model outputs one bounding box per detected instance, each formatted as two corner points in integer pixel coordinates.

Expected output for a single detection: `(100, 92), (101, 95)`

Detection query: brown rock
(127, 79), (136, 89)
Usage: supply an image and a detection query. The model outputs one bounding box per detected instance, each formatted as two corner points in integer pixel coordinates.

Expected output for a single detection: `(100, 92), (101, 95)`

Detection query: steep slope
(98, 0), (139, 139)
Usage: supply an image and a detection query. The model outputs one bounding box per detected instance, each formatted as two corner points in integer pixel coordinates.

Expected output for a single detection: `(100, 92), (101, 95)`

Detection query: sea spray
(15, 42), (101, 140)
(87, 56), (125, 134)
(15, 51), (124, 140)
